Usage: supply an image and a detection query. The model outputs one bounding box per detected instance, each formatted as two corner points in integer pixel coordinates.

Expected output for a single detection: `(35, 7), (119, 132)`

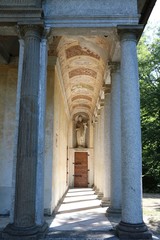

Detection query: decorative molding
(0, 9), (42, 23)
(117, 25), (144, 41)
(45, 15), (139, 29)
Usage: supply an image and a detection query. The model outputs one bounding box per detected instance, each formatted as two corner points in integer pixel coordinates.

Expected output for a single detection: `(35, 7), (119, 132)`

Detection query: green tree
(138, 29), (160, 192)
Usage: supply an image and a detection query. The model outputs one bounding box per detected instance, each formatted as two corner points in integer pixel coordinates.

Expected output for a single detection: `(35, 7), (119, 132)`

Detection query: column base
(106, 206), (121, 216)
(97, 192), (104, 200)
(2, 222), (48, 240)
(117, 221), (152, 240)
(95, 188), (100, 195)
(101, 197), (110, 207)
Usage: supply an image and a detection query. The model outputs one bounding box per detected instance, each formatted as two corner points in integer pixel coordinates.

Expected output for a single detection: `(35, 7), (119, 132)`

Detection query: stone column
(36, 36), (48, 225)
(94, 121), (99, 192)
(97, 107), (105, 200)
(106, 62), (121, 215)
(95, 113), (103, 198)
(101, 93), (111, 207)
(3, 25), (48, 239)
(117, 27), (152, 239)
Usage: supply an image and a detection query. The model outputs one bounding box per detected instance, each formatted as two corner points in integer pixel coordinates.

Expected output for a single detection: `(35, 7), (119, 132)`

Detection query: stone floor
(0, 189), (159, 239)
(44, 188), (119, 239)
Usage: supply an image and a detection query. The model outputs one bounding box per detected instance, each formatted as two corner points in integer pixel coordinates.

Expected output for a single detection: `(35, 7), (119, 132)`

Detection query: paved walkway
(44, 188), (118, 239)
(0, 188), (119, 239)
(0, 189), (159, 239)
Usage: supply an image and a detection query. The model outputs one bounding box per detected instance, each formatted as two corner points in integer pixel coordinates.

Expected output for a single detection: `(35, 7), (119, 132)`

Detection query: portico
(0, 0), (156, 239)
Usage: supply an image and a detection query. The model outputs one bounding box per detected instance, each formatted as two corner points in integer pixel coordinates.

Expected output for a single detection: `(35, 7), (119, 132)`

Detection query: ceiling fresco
(56, 35), (112, 118)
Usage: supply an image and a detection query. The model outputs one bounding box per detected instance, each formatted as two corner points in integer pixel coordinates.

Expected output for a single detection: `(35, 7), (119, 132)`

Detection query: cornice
(0, 8), (42, 23)
(117, 24), (144, 41)
(44, 15), (139, 29)
(0, 0), (41, 8)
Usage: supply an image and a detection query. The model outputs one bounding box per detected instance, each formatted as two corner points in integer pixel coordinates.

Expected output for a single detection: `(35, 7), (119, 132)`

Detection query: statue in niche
(76, 115), (88, 148)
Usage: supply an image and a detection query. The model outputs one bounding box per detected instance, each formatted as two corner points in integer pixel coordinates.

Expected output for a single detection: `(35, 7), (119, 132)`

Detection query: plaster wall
(44, 66), (69, 214)
(0, 66), (17, 215)
(0, 65), (69, 216)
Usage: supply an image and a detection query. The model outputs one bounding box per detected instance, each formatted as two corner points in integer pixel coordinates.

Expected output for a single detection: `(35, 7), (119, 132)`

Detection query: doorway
(74, 152), (88, 188)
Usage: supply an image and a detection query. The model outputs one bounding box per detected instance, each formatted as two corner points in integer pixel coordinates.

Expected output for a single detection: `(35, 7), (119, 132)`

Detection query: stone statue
(76, 115), (87, 148)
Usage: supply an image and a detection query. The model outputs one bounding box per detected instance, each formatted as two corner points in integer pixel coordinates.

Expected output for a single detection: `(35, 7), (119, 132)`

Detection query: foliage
(138, 28), (160, 192)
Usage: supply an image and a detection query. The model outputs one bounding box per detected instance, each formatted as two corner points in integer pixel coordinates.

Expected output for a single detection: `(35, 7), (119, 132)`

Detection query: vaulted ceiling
(57, 36), (113, 118)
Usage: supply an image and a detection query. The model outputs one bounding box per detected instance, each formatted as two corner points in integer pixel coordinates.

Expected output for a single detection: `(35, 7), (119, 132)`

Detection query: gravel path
(143, 193), (160, 239)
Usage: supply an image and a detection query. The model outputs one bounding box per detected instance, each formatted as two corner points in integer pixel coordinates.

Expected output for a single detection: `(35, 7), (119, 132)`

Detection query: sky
(143, 0), (160, 39)
(147, 0), (160, 24)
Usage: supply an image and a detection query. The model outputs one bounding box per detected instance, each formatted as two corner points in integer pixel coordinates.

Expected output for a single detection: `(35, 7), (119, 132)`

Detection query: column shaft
(97, 112), (104, 199)
(3, 25), (48, 240)
(94, 122), (99, 192)
(107, 63), (121, 214)
(36, 38), (48, 225)
(120, 32), (142, 224)
(14, 27), (41, 227)
(101, 94), (111, 206)
(117, 29), (152, 239)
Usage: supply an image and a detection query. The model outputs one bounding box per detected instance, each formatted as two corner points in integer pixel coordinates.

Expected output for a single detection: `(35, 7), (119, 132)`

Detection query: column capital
(108, 62), (120, 73)
(16, 23), (44, 39)
(117, 25), (144, 42)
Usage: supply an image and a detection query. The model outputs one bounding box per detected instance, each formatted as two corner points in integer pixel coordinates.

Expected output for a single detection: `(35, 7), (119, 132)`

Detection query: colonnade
(2, 24), (152, 240)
